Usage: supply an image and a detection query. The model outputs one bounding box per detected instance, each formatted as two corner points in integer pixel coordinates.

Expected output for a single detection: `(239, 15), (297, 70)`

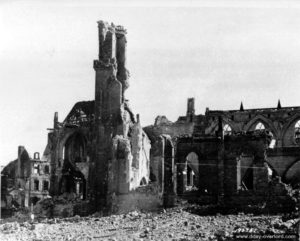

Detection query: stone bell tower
(92, 21), (130, 211)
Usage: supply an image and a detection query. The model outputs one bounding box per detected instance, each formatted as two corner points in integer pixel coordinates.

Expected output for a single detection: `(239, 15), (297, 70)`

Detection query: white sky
(2, 0), (300, 166)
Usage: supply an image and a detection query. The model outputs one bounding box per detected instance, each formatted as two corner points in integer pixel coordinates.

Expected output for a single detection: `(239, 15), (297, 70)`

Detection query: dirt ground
(0, 205), (299, 241)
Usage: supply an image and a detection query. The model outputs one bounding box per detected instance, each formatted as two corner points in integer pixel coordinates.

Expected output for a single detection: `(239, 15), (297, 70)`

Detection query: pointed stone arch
(59, 130), (88, 162)
(282, 159), (300, 187)
(206, 117), (238, 135)
(244, 114), (278, 138)
(280, 113), (300, 143)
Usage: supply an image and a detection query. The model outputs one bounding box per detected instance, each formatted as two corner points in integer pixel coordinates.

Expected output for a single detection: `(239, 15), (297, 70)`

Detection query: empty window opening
(267, 131), (276, 148)
(34, 180), (39, 191)
(64, 133), (86, 163)
(241, 167), (253, 190)
(33, 164), (40, 174)
(140, 177), (147, 186)
(180, 152), (199, 193)
(34, 152), (40, 160)
(44, 165), (49, 174)
(30, 197), (40, 206)
(255, 122), (265, 131)
(295, 120), (300, 143)
(74, 178), (85, 199)
(43, 181), (49, 191)
(186, 165), (195, 186)
(59, 160), (86, 200)
(269, 139), (276, 148)
(223, 124), (232, 136)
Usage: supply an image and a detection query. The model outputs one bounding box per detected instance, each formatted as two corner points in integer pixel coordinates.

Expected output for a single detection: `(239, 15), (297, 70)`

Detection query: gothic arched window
(223, 124), (232, 136)
(255, 122), (265, 130)
(295, 120), (300, 142)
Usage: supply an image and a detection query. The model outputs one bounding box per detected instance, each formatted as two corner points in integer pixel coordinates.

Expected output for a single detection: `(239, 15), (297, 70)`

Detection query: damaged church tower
(43, 21), (151, 215)
(92, 21), (151, 213)
(92, 21), (131, 210)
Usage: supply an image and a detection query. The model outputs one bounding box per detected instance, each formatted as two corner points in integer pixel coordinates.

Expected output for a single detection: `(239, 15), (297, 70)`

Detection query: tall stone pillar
(217, 116), (225, 203)
(92, 21), (128, 213)
(49, 113), (60, 197)
(17, 146), (25, 178)
(162, 136), (175, 207)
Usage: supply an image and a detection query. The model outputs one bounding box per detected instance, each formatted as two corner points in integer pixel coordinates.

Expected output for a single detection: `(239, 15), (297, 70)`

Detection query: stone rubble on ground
(0, 205), (299, 241)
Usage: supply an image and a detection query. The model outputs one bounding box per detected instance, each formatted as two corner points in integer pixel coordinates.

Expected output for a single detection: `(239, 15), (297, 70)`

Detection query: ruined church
(2, 21), (300, 215)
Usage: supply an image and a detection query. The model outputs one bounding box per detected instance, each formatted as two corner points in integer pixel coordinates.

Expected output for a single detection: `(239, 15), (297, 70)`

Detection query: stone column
(217, 116), (225, 204)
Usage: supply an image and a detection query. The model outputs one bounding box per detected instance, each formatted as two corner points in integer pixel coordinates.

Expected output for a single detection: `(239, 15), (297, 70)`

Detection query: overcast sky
(2, 0), (300, 166)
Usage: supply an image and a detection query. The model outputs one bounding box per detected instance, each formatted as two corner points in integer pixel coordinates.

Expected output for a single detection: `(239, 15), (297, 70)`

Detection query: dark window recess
(43, 181), (49, 191)
(241, 167), (253, 190)
(34, 180), (39, 191)
(44, 165), (49, 174)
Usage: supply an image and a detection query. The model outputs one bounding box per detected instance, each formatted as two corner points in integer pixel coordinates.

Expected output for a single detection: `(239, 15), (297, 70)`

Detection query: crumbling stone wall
(205, 104), (300, 149)
(41, 21), (152, 215)
(176, 137), (219, 195)
(1, 147), (50, 209)
(146, 98), (300, 200)
(6, 21), (300, 216)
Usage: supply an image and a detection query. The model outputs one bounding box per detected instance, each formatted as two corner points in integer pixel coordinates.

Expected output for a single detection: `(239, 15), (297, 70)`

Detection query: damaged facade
(43, 21), (152, 214)
(2, 21), (300, 215)
(144, 98), (300, 211)
(1, 147), (50, 210)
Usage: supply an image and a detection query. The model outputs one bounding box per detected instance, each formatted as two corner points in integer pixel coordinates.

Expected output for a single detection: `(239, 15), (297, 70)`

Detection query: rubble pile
(0, 205), (299, 241)
(34, 193), (90, 218)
